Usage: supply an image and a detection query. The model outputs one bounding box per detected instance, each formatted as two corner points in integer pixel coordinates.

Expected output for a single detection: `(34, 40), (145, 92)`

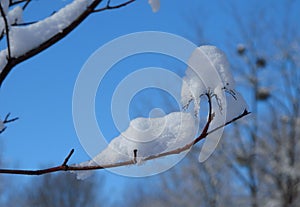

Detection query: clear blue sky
(0, 0), (293, 202)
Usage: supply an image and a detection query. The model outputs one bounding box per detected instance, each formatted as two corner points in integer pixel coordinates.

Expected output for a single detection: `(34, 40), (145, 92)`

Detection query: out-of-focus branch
(0, 113), (19, 133)
(0, 93), (250, 175)
(3, 112), (19, 124)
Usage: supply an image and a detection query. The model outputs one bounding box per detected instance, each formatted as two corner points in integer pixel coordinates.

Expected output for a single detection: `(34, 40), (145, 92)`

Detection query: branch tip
(62, 149), (74, 167)
(106, 0), (111, 7)
(4, 113), (11, 120)
(3, 113), (19, 123)
(93, 0), (135, 13)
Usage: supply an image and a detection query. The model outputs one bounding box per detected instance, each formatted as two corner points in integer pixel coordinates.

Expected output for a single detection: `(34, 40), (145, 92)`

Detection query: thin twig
(207, 109), (250, 136)
(62, 149), (74, 166)
(0, 127), (6, 133)
(193, 93), (214, 145)
(93, 0), (135, 12)
(9, 0), (26, 6)
(0, 113), (19, 134)
(10, 0), (31, 10)
(3, 113), (19, 123)
(0, 3), (12, 59)
(106, 0), (111, 7)
(0, 30), (4, 41)
(22, 0), (31, 10)
(12, 21), (37, 26)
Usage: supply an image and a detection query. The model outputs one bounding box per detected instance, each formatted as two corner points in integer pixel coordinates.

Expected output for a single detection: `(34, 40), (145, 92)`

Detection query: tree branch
(0, 113), (19, 133)
(8, 0), (31, 9)
(93, 0), (135, 12)
(193, 93), (214, 145)
(62, 149), (75, 167)
(11, 21), (37, 26)
(22, 0), (31, 10)
(9, 0), (27, 6)
(0, 0), (136, 86)
(0, 96), (250, 175)
(0, 3), (12, 60)
(3, 112), (19, 124)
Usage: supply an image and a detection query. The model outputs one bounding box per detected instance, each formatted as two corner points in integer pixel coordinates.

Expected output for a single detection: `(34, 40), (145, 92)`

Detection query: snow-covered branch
(0, 0), (250, 177)
(0, 0), (136, 86)
(0, 98), (249, 176)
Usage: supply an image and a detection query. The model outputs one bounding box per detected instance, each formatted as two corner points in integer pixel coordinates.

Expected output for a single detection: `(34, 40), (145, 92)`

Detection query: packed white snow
(9, 0), (92, 57)
(75, 112), (197, 179)
(0, 0), (93, 73)
(0, 0), (160, 73)
(75, 45), (247, 179)
(0, 3), (23, 73)
(0, 0), (9, 15)
(0, 5), (23, 32)
(181, 46), (236, 116)
(181, 46), (247, 161)
(148, 0), (160, 12)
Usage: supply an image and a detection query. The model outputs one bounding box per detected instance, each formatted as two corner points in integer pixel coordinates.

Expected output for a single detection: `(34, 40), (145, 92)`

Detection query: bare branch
(9, 0), (26, 6)
(193, 93), (214, 145)
(0, 113), (19, 133)
(207, 109), (250, 135)
(11, 21), (37, 26)
(93, 0), (135, 13)
(3, 112), (19, 124)
(7, 0), (31, 9)
(22, 0), (30, 10)
(0, 30), (4, 41)
(62, 149), (75, 167)
(0, 3), (12, 59)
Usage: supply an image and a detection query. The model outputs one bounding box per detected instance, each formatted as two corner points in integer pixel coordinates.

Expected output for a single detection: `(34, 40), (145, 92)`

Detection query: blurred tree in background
(9, 173), (104, 207)
(121, 1), (300, 206)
